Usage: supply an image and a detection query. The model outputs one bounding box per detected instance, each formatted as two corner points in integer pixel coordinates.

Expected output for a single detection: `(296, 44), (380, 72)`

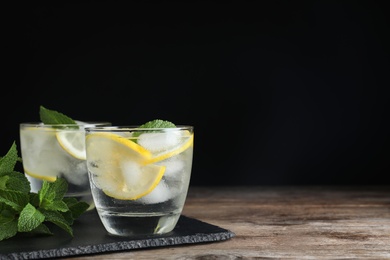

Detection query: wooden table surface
(73, 186), (390, 259)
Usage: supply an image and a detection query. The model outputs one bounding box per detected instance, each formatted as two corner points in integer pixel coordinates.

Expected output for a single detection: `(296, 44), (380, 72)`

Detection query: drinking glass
(19, 121), (111, 210)
(85, 125), (194, 236)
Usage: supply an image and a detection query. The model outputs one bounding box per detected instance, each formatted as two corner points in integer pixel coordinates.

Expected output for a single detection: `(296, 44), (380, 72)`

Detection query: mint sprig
(132, 119), (177, 141)
(139, 119), (176, 129)
(39, 106), (76, 125)
(0, 142), (89, 241)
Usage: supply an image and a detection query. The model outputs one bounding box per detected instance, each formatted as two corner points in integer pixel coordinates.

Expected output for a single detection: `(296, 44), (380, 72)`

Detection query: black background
(3, 1), (389, 186)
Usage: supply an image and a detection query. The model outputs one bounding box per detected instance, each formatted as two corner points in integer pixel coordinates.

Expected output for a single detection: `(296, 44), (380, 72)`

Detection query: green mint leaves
(139, 119), (176, 129)
(132, 119), (176, 141)
(39, 106), (76, 125)
(0, 142), (89, 241)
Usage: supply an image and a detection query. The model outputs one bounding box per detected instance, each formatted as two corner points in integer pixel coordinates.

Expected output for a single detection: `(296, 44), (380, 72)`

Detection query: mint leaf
(39, 179), (69, 212)
(139, 119), (176, 129)
(2, 171), (31, 194)
(0, 203), (18, 218)
(39, 106), (76, 125)
(0, 216), (18, 241)
(0, 142), (89, 241)
(18, 203), (45, 232)
(43, 200), (69, 212)
(0, 142), (18, 176)
(133, 119), (177, 140)
(0, 175), (9, 190)
(39, 178), (67, 206)
(60, 209), (74, 226)
(0, 190), (29, 212)
(28, 193), (40, 208)
(64, 197), (90, 219)
(40, 209), (73, 236)
(31, 223), (53, 236)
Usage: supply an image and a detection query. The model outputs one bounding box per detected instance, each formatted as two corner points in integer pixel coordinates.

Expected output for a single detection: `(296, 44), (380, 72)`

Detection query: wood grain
(71, 186), (390, 259)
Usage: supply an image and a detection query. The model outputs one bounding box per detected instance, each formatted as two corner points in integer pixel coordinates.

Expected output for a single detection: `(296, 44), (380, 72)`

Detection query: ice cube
(157, 157), (185, 179)
(32, 141), (67, 178)
(121, 160), (142, 186)
(20, 129), (56, 168)
(61, 159), (88, 185)
(138, 132), (181, 153)
(138, 180), (171, 204)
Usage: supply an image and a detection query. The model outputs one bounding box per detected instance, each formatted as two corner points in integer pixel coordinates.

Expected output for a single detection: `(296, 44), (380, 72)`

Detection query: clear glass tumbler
(19, 121), (111, 210)
(85, 125), (194, 236)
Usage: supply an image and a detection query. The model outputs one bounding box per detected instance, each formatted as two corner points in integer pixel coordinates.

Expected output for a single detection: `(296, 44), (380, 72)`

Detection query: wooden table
(74, 186), (390, 259)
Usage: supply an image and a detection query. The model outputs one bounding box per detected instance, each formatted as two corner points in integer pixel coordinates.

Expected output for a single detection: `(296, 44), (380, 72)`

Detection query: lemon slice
(24, 169), (57, 182)
(100, 163), (165, 200)
(144, 132), (194, 164)
(86, 132), (164, 200)
(56, 130), (86, 160)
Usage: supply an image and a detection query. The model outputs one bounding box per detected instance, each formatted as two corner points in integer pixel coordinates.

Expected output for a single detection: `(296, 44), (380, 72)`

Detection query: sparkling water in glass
(19, 121), (111, 210)
(85, 125), (194, 236)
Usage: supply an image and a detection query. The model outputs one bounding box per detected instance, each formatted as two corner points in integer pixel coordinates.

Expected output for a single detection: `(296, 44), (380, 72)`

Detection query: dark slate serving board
(0, 209), (235, 259)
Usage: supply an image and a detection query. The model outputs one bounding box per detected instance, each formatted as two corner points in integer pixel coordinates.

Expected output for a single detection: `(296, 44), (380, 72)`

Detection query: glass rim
(20, 122), (112, 128)
(85, 125), (194, 132)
